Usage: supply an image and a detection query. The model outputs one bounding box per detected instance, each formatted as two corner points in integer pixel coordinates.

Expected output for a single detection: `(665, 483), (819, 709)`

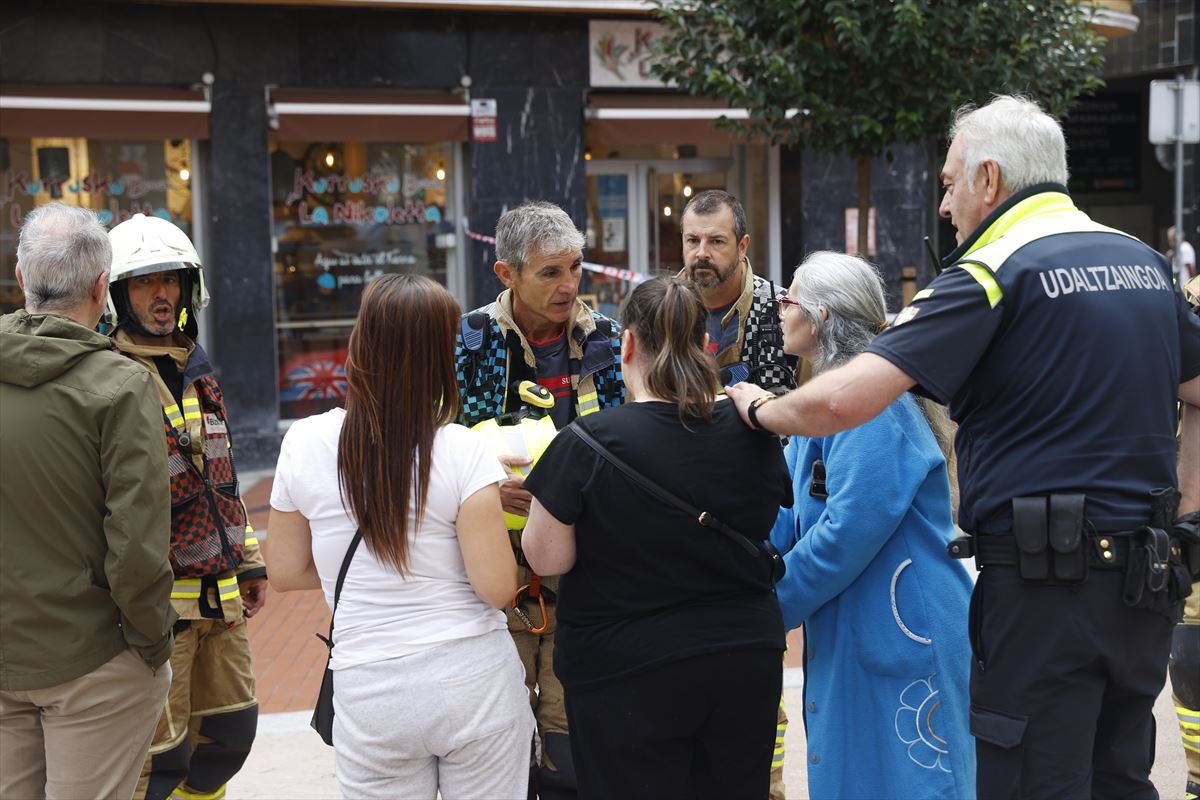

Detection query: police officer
(455, 202), (624, 799)
(728, 94), (1200, 800)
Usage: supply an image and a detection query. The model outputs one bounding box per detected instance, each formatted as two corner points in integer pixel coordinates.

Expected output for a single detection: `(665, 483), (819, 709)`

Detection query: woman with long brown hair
(267, 274), (532, 799)
(521, 275), (792, 799)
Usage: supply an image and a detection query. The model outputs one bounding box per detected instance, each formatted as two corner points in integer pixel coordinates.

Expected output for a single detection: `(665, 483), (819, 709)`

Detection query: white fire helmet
(106, 213), (209, 333)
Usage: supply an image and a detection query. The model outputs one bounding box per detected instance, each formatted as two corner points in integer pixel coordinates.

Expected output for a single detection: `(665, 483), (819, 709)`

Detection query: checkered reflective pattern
(455, 306), (624, 429)
(163, 375), (246, 578)
(743, 275), (795, 392)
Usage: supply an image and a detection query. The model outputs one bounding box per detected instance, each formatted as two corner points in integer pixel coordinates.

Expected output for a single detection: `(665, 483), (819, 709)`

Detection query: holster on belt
(1122, 487), (1191, 621)
(1174, 510), (1200, 580)
(1012, 494), (1086, 583)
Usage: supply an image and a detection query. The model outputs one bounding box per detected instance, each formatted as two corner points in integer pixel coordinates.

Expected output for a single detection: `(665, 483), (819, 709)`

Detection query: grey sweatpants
(332, 629), (534, 800)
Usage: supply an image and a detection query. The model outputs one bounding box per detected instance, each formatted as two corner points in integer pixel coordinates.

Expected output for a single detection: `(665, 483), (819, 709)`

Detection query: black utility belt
(949, 491), (1195, 620)
(950, 530), (1131, 571)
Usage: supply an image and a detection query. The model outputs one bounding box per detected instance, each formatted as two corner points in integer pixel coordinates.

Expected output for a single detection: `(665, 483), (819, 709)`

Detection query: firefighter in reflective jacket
(1175, 272), (1200, 800)
(107, 214), (266, 800)
(454, 200), (625, 800)
(474, 382), (560, 635)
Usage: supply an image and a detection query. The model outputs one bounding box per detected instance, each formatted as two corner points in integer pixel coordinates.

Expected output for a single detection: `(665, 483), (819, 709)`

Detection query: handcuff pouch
(1048, 494), (1087, 583)
(1012, 496), (1049, 581)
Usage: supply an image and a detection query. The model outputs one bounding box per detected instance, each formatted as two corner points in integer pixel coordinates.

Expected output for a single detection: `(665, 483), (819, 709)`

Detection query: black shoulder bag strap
(310, 527), (363, 745)
(319, 529), (363, 649)
(565, 424), (784, 584)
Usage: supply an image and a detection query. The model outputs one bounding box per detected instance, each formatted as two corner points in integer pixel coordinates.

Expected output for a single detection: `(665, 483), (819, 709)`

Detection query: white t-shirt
(270, 409), (507, 670)
(1178, 240), (1196, 286)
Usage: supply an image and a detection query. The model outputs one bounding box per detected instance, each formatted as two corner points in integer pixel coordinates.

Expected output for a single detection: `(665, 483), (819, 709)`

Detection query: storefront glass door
(644, 161), (729, 273)
(584, 158), (730, 316)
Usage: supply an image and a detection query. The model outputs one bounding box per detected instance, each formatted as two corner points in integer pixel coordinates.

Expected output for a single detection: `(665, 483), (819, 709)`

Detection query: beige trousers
(0, 648), (171, 800)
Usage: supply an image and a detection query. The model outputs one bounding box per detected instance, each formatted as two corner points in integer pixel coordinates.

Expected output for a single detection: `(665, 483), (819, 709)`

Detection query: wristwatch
(747, 393), (777, 432)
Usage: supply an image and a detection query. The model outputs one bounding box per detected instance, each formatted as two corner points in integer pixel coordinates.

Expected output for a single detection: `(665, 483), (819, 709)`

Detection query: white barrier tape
(463, 220), (647, 284)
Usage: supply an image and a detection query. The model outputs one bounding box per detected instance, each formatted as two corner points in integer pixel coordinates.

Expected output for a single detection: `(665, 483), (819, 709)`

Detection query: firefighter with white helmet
(108, 213), (267, 800)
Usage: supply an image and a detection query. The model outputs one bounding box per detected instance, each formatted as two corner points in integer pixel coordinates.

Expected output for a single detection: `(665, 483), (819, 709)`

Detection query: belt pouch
(1048, 494), (1086, 583)
(1124, 526), (1171, 608)
(1123, 528), (1149, 607)
(1012, 496), (1049, 581)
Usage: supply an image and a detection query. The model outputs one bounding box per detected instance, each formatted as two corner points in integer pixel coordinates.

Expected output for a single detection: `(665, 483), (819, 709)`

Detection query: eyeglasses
(776, 296), (801, 318)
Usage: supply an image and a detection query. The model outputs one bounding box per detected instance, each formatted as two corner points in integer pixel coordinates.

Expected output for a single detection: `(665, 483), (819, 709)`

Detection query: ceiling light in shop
(436, 163), (447, 181)
(683, 184), (693, 198)
(179, 168), (190, 182)
(584, 147), (592, 162)
(663, 205), (672, 217)
(324, 151), (336, 168)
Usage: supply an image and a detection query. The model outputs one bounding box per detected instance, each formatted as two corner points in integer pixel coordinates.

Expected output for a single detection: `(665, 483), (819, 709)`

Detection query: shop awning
(0, 86), (211, 140)
(270, 89), (470, 143)
(586, 94), (800, 146)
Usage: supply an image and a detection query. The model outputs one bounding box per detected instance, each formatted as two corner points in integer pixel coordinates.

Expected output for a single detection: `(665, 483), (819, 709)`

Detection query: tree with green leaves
(650, 0), (1106, 256)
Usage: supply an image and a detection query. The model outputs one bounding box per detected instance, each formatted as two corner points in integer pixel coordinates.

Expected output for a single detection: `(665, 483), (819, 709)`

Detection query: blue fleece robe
(772, 393), (976, 800)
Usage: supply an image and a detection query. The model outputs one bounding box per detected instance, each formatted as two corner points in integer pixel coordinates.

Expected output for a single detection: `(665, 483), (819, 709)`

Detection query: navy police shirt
(869, 185), (1200, 533)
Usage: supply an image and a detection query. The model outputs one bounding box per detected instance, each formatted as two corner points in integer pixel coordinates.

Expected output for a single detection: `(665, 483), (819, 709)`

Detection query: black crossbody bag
(311, 528), (363, 746)
(566, 424), (785, 585)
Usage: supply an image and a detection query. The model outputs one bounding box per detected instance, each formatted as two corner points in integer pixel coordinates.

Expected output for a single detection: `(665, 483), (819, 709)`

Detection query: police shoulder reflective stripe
(958, 261), (1003, 309)
(911, 288), (935, 302)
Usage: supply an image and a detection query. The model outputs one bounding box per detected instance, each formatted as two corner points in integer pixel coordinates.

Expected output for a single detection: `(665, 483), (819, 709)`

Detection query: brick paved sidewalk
(243, 474), (332, 715)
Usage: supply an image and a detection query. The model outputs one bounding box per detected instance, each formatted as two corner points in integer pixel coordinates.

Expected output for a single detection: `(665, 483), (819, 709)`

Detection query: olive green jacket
(0, 310), (176, 691)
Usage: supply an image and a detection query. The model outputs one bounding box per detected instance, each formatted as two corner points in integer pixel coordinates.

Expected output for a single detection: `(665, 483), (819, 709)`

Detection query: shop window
(270, 138), (458, 420)
(0, 137), (193, 314)
(582, 115), (774, 315)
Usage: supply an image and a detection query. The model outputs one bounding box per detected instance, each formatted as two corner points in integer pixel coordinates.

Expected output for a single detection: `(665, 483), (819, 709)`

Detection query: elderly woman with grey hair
(770, 251), (976, 800)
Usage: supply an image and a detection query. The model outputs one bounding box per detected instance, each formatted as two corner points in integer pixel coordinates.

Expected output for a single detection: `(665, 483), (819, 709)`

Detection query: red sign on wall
(471, 99), (497, 142)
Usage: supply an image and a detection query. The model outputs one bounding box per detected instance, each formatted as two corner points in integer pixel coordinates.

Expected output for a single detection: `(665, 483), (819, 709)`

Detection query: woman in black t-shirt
(523, 276), (792, 800)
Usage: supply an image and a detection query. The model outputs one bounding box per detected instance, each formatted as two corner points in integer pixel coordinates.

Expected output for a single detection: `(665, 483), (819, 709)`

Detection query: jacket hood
(0, 310), (113, 388)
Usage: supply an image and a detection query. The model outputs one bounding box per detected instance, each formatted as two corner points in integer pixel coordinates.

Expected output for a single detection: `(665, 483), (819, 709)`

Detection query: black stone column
(466, 18), (589, 309)
(207, 81), (279, 469)
(780, 145), (805, 288)
(800, 144), (933, 309)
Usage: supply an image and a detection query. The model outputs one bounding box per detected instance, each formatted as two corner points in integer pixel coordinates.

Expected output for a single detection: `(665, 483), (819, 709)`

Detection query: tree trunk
(857, 156), (870, 258)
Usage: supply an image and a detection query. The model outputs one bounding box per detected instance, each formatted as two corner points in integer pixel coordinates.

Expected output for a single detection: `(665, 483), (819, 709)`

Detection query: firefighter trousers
(508, 566), (575, 800)
(1171, 584), (1200, 797)
(135, 617), (258, 800)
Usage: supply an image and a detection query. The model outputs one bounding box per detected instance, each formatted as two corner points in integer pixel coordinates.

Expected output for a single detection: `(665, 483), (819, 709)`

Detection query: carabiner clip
(512, 584), (549, 634)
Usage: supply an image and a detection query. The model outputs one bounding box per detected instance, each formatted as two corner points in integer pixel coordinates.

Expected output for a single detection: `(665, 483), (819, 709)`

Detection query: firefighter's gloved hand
(240, 577), (268, 618)
(498, 454), (533, 518)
